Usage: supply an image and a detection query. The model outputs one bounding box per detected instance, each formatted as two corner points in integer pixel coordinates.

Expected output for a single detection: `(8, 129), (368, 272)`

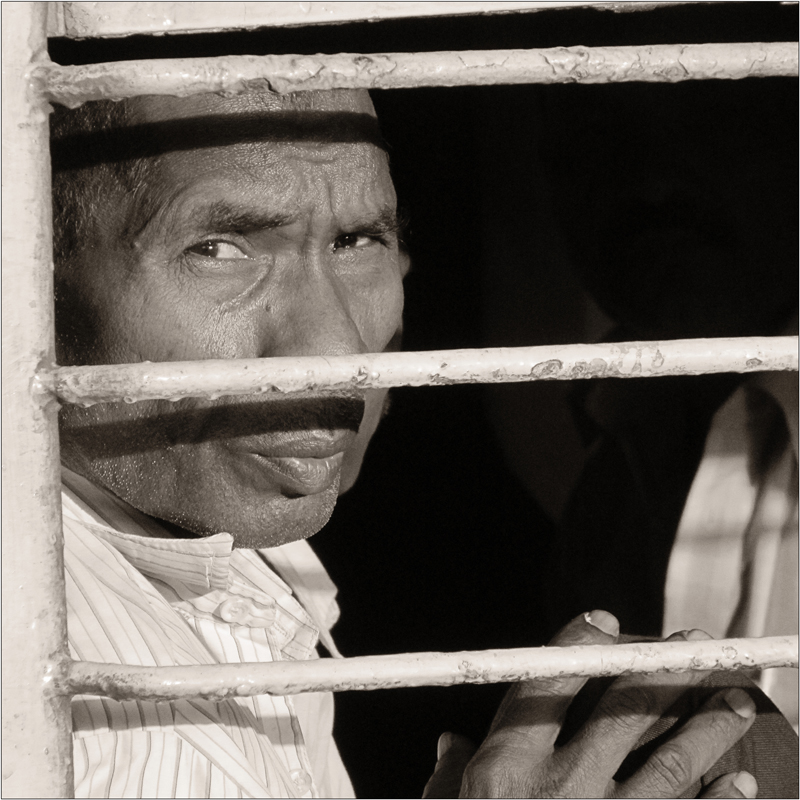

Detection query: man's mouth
(241, 431), (356, 496)
(248, 430), (357, 459)
(251, 452), (345, 496)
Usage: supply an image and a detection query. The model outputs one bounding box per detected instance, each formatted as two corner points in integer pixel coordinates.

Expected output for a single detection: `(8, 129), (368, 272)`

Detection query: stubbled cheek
(369, 280), (404, 351)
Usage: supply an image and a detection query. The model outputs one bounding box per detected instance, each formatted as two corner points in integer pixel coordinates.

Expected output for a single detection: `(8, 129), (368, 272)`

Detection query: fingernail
(724, 688), (756, 719)
(665, 629), (690, 641)
(733, 771), (758, 798)
(437, 732), (454, 760)
(685, 628), (712, 641)
(584, 610), (619, 637)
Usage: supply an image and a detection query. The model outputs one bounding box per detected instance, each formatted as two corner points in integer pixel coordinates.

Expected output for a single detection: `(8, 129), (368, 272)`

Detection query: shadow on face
(62, 395), (366, 456)
(51, 110), (387, 171)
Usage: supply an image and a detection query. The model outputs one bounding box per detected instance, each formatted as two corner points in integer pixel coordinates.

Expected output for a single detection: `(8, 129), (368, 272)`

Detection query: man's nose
(268, 266), (366, 358)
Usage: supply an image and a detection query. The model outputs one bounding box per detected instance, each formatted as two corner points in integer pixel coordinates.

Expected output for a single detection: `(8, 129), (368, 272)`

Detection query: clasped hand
(424, 610), (758, 799)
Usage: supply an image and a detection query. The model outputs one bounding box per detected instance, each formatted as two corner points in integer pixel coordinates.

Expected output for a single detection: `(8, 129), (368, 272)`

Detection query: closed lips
(252, 452), (345, 495)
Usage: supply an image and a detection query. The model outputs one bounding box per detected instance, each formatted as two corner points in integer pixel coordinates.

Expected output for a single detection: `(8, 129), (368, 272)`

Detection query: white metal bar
(39, 42), (798, 107)
(45, 337), (798, 407)
(66, 635), (799, 701)
(46, 2), (696, 39)
(1, 4), (74, 798)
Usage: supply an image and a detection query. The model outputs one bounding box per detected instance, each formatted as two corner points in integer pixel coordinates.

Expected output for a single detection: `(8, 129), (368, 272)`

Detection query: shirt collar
(62, 467), (235, 590)
(61, 467), (342, 654)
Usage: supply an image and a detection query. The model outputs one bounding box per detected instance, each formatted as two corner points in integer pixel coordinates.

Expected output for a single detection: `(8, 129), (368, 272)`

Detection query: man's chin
(67, 447), (343, 549)
(191, 480), (342, 550)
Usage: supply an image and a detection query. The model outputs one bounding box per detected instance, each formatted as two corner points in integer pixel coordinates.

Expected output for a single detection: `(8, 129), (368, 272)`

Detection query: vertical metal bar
(2, 3), (73, 797)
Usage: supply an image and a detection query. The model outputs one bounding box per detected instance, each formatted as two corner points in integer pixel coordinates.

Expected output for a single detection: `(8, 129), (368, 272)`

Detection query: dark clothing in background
(535, 75), (797, 636)
(544, 365), (741, 637)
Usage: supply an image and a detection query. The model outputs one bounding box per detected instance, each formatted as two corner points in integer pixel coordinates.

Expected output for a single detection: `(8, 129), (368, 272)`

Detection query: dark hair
(50, 100), (146, 269)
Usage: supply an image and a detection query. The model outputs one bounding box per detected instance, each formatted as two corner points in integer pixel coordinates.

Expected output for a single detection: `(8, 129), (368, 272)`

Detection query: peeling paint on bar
(45, 337), (799, 406)
(65, 635), (799, 702)
(39, 42), (798, 107)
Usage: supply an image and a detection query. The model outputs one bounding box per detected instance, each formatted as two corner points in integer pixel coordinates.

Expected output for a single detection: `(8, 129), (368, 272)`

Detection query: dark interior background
(51, 4), (798, 797)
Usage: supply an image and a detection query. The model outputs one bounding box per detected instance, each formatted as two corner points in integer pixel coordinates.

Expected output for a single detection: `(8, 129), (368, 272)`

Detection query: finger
(619, 687), (757, 798)
(422, 732), (478, 799)
(699, 771), (758, 799)
(485, 610), (620, 753)
(558, 629), (713, 779)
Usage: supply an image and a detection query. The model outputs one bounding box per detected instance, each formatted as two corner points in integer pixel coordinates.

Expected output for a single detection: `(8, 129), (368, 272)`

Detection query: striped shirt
(62, 468), (355, 799)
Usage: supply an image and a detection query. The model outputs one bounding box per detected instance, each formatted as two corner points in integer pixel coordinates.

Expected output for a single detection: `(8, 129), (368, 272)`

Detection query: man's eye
(187, 240), (249, 259)
(333, 233), (377, 251)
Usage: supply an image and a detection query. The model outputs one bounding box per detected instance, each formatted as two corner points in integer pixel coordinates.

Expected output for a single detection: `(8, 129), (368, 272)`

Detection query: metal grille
(3, 3), (797, 796)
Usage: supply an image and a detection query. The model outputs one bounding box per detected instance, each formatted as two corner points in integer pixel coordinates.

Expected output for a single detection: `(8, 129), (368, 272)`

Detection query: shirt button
(290, 769), (312, 793)
(218, 598), (250, 624)
(217, 597), (277, 628)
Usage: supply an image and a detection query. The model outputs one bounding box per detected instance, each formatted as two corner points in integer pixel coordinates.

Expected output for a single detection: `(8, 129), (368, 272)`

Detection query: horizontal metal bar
(44, 337), (798, 407)
(65, 635), (798, 701)
(47, 2), (697, 39)
(39, 42), (798, 106)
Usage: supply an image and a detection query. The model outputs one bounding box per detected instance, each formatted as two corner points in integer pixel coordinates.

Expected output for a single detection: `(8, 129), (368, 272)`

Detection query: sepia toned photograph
(3, 3), (797, 797)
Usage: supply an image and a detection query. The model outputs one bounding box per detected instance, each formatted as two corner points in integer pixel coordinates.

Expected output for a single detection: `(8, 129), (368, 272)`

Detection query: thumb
(422, 732), (478, 798)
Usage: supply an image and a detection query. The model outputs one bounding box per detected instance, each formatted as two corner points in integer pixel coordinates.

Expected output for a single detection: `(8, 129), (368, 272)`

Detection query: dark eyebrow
(347, 207), (403, 236)
(345, 208), (410, 251)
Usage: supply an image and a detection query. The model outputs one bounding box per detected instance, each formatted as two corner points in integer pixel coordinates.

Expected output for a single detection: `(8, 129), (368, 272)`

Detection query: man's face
(57, 91), (405, 547)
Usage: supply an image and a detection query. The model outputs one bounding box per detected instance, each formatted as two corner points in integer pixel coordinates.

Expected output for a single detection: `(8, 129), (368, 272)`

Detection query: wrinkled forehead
(133, 91), (391, 214)
(54, 89), (386, 172)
